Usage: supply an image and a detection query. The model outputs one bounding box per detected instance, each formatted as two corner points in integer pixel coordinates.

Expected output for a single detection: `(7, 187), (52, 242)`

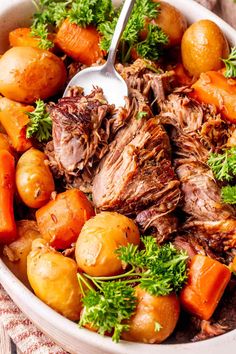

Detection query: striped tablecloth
(0, 1), (235, 353)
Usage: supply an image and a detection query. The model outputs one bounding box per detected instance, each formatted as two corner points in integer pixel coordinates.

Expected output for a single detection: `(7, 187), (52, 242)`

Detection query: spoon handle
(106, 0), (136, 67)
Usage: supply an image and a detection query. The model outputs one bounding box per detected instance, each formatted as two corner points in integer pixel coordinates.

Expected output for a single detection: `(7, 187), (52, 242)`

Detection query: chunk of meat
(92, 103), (180, 240)
(46, 88), (127, 192)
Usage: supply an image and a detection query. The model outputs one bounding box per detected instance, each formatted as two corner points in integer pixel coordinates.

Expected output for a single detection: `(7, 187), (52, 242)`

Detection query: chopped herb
(223, 47), (236, 78)
(221, 185), (236, 204)
(26, 99), (52, 142)
(136, 111), (148, 120)
(208, 148), (236, 182)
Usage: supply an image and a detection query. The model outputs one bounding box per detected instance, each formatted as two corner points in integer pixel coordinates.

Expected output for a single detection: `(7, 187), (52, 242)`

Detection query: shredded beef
(159, 91), (236, 253)
(45, 88), (128, 192)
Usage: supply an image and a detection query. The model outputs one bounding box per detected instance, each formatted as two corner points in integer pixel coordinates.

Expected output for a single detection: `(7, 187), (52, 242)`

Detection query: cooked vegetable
(122, 287), (180, 343)
(221, 185), (236, 204)
(180, 254), (231, 320)
(9, 27), (54, 49)
(181, 20), (229, 77)
(223, 47), (236, 78)
(99, 0), (168, 62)
(75, 212), (140, 277)
(79, 278), (137, 342)
(142, 1), (187, 47)
(192, 70), (236, 123)
(227, 129), (236, 147)
(26, 99), (52, 142)
(0, 133), (12, 153)
(31, 0), (114, 49)
(36, 189), (95, 249)
(0, 150), (17, 244)
(208, 148), (236, 182)
(27, 238), (82, 320)
(16, 148), (55, 209)
(55, 20), (103, 65)
(2, 220), (41, 287)
(0, 47), (67, 104)
(78, 238), (186, 342)
(0, 104), (33, 152)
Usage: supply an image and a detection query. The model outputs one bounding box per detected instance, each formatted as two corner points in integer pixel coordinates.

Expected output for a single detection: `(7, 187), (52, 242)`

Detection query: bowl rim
(0, 0), (236, 353)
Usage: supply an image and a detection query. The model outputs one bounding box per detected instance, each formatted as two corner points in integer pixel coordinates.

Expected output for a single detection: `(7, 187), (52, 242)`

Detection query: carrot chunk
(192, 70), (236, 123)
(55, 19), (103, 65)
(0, 150), (17, 244)
(180, 254), (231, 320)
(9, 28), (55, 50)
(36, 189), (95, 250)
(0, 104), (33, 152)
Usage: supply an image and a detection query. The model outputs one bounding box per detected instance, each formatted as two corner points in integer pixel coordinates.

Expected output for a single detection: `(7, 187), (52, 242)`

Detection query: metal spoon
(63, 0), (136, 107)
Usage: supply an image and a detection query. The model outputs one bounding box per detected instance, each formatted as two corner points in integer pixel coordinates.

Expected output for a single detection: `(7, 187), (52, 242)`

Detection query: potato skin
(181, 20), (229, 77)
(75, 212), (140, 277)
(16, 148), (55, 208)
(150, 1), (187, 47)
(27, 239), (82, 321)
(2, 220), (41, 287)
(122, 287), (180, 343)
(0, 47), (67, 104)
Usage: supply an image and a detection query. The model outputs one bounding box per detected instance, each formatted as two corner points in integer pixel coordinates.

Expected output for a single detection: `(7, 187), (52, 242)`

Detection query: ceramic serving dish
(0, 0), (236, 353)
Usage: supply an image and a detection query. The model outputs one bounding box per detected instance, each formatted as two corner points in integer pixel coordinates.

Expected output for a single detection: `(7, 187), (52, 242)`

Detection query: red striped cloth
(0, 285), (67, 354)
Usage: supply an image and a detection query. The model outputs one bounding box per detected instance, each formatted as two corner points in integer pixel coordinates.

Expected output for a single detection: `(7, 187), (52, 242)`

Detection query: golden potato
(75, 212), (140, 277)
(181, 19), (229, 77)
(16, 148), (55, 209)
(0, 47), (67, 104)
(149, 1), (187, 47)
(2, 220), (41, 287)
(27, 239), (82, 321)
(122, 287), (180, 343)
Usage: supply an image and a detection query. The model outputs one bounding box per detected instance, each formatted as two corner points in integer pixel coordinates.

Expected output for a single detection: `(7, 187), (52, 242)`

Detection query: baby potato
(2, 220), (41, 287)
(16, 148), (55, 208)
(75, 212), (140, 277)
(181, 19), (229, 77)
(149, 1), (187, 47)
(0, 47), (67, 104)
(122, 287), (180, 343)
(27, 238), (82, 321)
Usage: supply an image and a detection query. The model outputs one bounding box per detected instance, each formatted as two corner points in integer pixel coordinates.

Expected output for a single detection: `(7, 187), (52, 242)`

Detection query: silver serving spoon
(63, 0), (136, 107)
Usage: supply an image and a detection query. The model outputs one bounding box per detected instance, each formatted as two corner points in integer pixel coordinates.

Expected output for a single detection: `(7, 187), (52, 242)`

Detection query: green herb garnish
(221, 185), (236, 204)
(99, 0), (167, 62)
(78, 237), (188, 342)
(208, 148), (236, 182)
(223, 47), (236, 78)
(26, 99), (52, 142)
(78, 279), (137, 342)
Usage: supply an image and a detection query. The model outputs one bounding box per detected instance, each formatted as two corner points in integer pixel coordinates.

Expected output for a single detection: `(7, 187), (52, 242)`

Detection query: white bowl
(0, 1), (236, 353)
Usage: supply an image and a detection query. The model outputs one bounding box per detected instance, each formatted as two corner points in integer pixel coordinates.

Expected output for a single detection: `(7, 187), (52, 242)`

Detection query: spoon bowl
(63, 0), (136, 107)
(64, 63), (128, 108)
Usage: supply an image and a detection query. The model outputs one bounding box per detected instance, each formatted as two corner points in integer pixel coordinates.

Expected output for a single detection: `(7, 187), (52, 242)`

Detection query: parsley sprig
(208, 148), (236, 205)
(31, 0), (114, 49)
(78, 237), (188, 341)
(99, 0), (168, 62)
(208, 148), (236, 182)
(223, 47), (236, 78)
(26, 99), (52, 142)
(221, 185), (236, 204)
